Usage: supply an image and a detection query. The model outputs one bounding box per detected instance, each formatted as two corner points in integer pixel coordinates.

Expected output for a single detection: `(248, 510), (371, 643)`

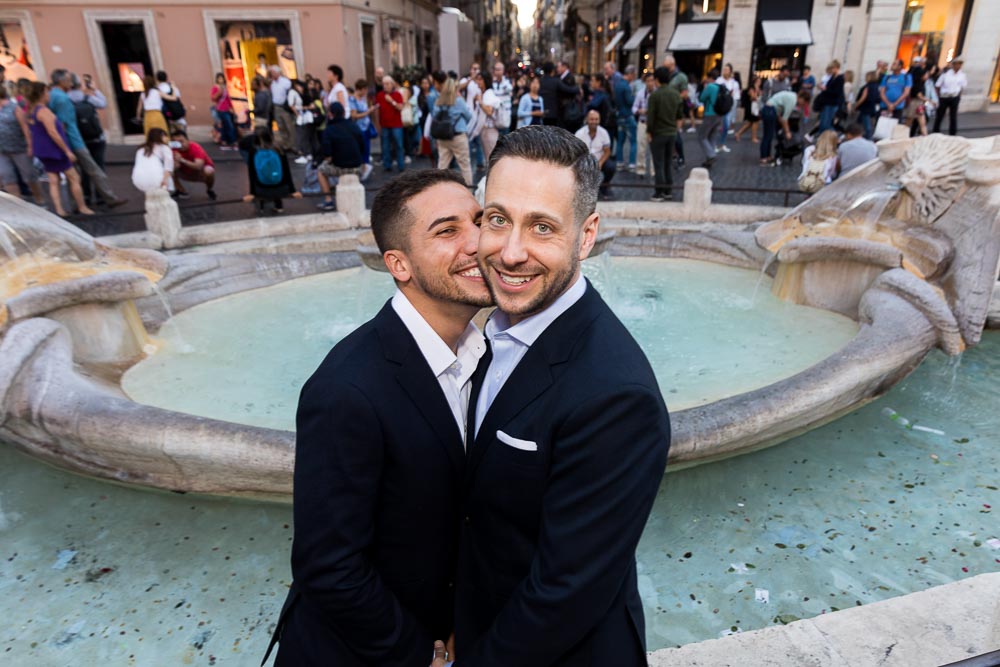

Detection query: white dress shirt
(936, 68), (967, 98)
(391, 290), (486, 446)
(475, 274), (587, 437)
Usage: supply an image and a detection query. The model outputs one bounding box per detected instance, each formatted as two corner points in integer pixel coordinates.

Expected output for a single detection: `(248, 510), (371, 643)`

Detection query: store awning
(666, 22), (720, 52)
(761, 20), (813, 46)
(623, 25), (653, 51)
(604, 31), (625, 53)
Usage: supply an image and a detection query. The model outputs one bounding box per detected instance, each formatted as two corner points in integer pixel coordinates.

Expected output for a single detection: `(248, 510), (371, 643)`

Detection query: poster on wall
(0, 21), (38, 82)
(217, 21), (296, 125)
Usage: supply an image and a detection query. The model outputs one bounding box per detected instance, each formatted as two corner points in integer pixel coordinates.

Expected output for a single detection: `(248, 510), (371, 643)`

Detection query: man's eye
(535, 223), (551, 234)
(488, 214), (507, 227)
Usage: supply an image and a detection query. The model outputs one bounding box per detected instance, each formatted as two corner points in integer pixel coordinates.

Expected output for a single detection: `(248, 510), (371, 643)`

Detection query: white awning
(604, 31), (625, 53)
(761, 20), (813, 46)
(623, 25), (653, 51)
(666, 22), (720, 52)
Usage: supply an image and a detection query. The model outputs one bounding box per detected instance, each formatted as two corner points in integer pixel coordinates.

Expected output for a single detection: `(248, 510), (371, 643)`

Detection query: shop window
(896, 0), (968, 68)
(844, 0), (862, 6)
(678, 0), (727, 22)
(0, 21), (38, 82)
(216, 21), (296, 124)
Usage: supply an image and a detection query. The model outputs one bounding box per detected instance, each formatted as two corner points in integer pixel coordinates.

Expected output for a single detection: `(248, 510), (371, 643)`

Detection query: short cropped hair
(50, 69), (71, 86)
(653, 66), (671, 84)
(487, 125), (600, 225)
(327, 64), (343, 81)
(156, 71), (168, 82)
(370, 169), (470, 254)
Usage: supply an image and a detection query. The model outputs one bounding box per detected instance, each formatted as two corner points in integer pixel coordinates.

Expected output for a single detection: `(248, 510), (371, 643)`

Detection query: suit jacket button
(448, 581), (454, 588)
(464, 515), (471, 525)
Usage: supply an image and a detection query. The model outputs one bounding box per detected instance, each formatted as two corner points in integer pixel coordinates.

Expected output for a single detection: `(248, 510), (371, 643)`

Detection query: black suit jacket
(454, 282), (671, 666)
(539, 73), (580, 124)
(269, 302), (464, 666)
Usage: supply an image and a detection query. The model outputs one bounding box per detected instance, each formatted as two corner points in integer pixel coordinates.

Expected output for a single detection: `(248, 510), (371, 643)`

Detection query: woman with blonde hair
(798, 129), (839, 193)
(429, 77), (474, 185)
(137, 74), (169, 138)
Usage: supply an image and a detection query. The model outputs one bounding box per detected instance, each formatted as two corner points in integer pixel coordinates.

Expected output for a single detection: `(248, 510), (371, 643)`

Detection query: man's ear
(578, 212), (600, 261)
(384, 249), (411, 284)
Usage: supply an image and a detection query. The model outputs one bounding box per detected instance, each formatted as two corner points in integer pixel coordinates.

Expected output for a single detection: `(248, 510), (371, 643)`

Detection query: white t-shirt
(574, 125), (611, 162)
(715, 76), (741, 102)
(328, 82), (349, 110)
(464, 78), (482, 110)
(142, 88), (163, 111)
(936, 68), (967, 97)
(481, 88), (500, 129)
(157, 81), (180, 99)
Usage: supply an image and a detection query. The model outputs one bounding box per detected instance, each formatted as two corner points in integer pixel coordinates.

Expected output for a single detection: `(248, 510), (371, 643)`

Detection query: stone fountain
(1, 133), (999, 500)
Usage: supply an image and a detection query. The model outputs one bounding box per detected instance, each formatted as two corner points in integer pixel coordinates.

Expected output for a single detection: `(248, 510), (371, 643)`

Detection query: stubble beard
(482, 253), (580, 321)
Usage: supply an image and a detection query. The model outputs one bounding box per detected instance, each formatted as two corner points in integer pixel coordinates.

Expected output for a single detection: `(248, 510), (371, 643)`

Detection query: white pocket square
(496, 430), (538, 452)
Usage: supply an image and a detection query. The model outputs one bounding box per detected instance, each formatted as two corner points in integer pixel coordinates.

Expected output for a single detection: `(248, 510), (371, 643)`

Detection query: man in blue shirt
(48, 69), (127, 208)
(879, 59), (912, 121)
(612, 64), (637, 170)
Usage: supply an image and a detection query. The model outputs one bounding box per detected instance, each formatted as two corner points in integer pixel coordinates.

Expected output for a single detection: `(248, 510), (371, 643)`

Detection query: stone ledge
(648, 573), (1000, 666)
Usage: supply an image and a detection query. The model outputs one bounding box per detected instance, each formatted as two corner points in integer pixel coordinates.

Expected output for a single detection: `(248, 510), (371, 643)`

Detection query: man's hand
(430, 639), (448, 666)
(242, 194), (254, 202)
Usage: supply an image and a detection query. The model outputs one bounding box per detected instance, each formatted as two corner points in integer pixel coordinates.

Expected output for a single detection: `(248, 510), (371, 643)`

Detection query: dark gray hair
(50, 69), (71, 86)
(487, 125), (600, 225)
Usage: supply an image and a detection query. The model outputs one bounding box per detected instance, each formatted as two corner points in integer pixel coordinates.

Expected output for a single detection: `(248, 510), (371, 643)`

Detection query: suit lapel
(466, 281), (605, 477)
(375, 303), (466, 474)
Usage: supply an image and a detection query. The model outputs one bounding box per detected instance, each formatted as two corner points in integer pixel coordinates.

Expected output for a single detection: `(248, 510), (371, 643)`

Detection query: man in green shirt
(662, 55), (688, 166)
(760, 89), (809, 165)
(646, 66), (684, 202)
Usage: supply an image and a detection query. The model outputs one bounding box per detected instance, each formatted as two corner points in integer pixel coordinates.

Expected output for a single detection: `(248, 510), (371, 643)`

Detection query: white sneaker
(404, 156), (412, 165)
(360, 164), (373, 181)
(294, 155), (310, 165)
(686, 127), (696, 133)
(718, 145), (731, 153)
(628, 163), (636, 171)
(728, 129), (735, 135)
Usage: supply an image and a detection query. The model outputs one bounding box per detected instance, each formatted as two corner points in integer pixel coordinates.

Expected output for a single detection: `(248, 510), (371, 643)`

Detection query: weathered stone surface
(648, 573), (1000, 667)
(5, 271), (153, 322)
(989, 281), (1000, 329)
(177, 211), (350, 247)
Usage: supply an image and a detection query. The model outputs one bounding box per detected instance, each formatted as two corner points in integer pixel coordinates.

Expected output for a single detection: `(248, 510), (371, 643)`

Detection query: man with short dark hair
(313, 101), (364, 211)
(326, 64), (349, 111)
(264, 168), (492, 667)
(934, 55), (967, 135)
(697, 68), (723, 167)
(647, 66), (684, 202)
(879, 59), (911, 121)
(48, 68), (126, 208)
(555, 60), (583, 130)
(446, 125), (671, 665)
(837, 123), (877, 176)
(169, 128), (216, 200)
(612, 62), (636, 170)
(68, 73), (108, 206)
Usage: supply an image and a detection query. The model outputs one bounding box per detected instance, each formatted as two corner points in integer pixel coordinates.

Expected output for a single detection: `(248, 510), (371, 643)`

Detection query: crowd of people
(0, 51), (972, 216)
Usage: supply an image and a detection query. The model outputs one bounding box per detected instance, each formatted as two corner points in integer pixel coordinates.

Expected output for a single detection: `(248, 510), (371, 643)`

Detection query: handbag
(296, 109), (314, 126)
(365, 122), (378, 139)
(872, 114), (898, 141)
(401, 103), (414, 128)
(430, 106), (456, 140)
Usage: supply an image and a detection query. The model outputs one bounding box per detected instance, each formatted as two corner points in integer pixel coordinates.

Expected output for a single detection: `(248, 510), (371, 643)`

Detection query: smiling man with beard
(263, 169), (492, 666)
(439, 126), (671, 666)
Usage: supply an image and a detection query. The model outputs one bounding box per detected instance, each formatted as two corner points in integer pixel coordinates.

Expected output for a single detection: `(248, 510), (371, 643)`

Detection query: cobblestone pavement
(55, 110), (1000, 238)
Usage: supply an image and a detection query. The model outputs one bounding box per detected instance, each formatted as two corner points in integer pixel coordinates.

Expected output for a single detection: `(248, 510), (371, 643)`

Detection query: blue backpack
(254, 148), (283, 186)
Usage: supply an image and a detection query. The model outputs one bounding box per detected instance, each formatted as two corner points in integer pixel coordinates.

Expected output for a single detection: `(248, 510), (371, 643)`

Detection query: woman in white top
(138, 74), (169, 138)
(131, 127), (174, 193)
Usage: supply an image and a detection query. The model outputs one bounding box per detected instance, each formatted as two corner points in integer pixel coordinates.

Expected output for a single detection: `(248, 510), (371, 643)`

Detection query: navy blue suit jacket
(270, 302), (463, 666)
(454, 281), (671, 666)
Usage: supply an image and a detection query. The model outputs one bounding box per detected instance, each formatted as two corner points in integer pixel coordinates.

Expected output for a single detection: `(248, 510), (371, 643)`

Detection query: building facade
(3, 0), (444, 142)
(536, 0), (999, 111)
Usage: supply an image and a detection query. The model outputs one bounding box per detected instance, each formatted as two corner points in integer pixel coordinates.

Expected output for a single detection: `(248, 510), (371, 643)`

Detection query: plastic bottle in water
(881, 407), (912, 429)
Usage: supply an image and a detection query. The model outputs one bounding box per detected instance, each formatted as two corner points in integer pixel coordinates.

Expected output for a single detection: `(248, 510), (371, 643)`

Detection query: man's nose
(500, 228), (529, 266)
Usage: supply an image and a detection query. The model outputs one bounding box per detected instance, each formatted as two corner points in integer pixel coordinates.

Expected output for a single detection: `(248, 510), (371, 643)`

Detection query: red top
(375, 90), (404, 129)
(177, 141), (214, 168)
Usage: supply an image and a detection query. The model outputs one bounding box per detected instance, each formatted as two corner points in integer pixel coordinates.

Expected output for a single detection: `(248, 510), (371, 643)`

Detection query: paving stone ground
(56, 110), (1000, 238)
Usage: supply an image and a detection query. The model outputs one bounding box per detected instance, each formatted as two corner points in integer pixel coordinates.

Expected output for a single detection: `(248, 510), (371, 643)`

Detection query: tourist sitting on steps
(241, 126), (300, 215)
(169, 128), (216, 201)
(314, 102), (364, 212)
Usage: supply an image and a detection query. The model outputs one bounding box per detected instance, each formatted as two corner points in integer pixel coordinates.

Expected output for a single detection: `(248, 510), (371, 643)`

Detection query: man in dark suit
(446, 125), (671, 665)
(264, 169), (491, 666)
(538, 62), (579, 129)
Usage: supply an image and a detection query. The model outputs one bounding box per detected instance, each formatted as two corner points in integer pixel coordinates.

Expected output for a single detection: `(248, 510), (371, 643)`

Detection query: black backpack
(713, 84), (734, 115)
(430, 106), (456, 140)
(162, 85), (186, 120)
(73, 99), (103, 142)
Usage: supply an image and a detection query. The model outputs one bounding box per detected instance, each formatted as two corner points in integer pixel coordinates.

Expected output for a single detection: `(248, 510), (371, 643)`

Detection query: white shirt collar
(391, 289), (485, 377)
(485, 274), (586, 347)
